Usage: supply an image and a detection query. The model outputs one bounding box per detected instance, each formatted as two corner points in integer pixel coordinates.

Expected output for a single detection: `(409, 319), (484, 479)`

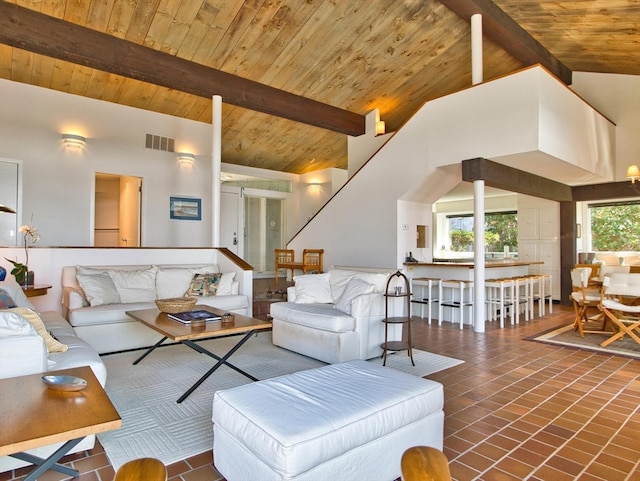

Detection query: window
(447, 211), (518, 253)
(588, 201), (640, 251)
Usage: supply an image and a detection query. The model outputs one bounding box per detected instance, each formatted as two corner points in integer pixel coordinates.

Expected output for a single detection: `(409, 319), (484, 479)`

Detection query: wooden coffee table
(0, 366), (121, 481)
(126, 306), (272, 403)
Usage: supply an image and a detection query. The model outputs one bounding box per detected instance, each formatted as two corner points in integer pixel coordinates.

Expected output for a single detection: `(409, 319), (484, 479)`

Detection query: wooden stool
(411, 277), (442, 324)
(441, 280), (473, 329)
(401, 446), (452, 481)
(114, 458), (167, 481)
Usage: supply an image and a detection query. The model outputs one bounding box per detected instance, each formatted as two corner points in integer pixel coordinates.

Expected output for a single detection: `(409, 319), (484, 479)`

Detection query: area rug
(527, 323), (640, 359)
(98, 332), (463, 470)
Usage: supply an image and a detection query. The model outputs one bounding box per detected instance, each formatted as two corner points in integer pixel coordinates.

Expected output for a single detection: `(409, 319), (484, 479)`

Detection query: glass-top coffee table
(126, 306), (272, 403)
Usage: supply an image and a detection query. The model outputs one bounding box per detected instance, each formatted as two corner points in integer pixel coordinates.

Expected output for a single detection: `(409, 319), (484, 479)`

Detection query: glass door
(244, 195), (284, 274)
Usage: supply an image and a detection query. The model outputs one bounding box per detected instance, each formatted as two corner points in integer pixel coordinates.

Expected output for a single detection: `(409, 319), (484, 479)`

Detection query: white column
(212, 95), (222, 247)
(473, 179), (486, 332)
(471, 14), (483, 85)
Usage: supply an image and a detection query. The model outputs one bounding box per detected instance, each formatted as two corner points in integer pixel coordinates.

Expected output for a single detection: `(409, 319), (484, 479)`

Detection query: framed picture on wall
(170, 196), (201, 221)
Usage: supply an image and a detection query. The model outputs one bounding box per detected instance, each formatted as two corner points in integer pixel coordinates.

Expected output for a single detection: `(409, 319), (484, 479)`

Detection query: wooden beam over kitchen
(0, 2), (365, 137)
(439, 0), (573, 85)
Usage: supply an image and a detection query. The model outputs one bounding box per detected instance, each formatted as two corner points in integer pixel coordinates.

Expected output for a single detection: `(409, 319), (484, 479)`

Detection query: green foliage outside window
(590, 203), (640, 251)
(448, 212), (517, 252)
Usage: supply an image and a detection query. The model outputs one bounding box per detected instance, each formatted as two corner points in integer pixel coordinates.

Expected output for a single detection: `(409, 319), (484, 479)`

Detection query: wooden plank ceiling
(0, 0), (638, 174)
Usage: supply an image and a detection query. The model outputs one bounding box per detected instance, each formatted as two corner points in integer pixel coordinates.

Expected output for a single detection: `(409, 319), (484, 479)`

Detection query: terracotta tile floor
(2, 296), (639, 480)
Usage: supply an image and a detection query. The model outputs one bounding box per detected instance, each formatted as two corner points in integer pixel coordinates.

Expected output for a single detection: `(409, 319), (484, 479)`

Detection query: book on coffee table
(168, 309), (221, 324)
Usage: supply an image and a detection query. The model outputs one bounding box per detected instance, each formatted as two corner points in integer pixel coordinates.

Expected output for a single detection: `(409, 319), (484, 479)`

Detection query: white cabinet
(518, 196), (560, 300)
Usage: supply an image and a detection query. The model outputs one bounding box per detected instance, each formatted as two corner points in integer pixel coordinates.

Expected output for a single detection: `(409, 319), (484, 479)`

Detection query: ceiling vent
(145, 133), (175, 152)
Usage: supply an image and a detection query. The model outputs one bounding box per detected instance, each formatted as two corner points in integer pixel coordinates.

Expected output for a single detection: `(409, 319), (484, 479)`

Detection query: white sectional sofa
(61, 264), (250, 354)
(0, 277), (106, 473)
(270, 266), (405, 364)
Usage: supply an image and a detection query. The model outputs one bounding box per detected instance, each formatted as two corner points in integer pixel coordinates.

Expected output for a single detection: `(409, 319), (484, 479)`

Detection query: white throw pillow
(293, 273), (333, 304)
(0, 310), (38, 337)
(334, 277), (376, 314)
(354, 272), (389, 292)
(108, 267), (158, 303)
(5, 307), (68, 352)
(216, 272), (236, 296)
(76, 272), (121, 306)
(0, 278), (36, 310)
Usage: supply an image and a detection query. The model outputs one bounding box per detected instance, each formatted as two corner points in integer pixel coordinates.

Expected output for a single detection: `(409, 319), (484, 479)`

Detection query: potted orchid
(5, 215), (40, 286)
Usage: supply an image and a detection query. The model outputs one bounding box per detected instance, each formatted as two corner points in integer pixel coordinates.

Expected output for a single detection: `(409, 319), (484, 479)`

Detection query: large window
(589, 201), (640, 251)
(447, 211), (518, 253)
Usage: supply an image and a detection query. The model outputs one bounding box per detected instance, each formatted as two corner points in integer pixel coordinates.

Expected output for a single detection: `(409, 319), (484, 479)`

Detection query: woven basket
(155, 297), (197, 313)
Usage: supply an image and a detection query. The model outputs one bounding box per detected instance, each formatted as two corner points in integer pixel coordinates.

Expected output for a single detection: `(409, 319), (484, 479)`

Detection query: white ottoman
(212, 360), (444, 481)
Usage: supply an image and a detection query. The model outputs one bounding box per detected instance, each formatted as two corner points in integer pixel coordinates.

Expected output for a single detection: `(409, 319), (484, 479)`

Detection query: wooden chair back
(401, 446), (451, 481)
(275, 248), (295, 266)
(302, 249), (324, 274)
(114, 457), (167, 481)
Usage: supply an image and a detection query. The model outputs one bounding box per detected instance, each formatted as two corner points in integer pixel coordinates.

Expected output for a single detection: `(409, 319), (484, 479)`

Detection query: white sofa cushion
(108, 266), (158, 302)
(155, 264), (219, 298)
(293, 273), (333, 304)
(76, 272), (121, 306)
(335, 278), (376, 314)
(269, 303), (355, 332)
(0, 310), (38, 337)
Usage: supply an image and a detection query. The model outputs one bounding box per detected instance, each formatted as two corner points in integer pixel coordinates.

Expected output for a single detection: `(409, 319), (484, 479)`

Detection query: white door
(220, 187), (242, 255)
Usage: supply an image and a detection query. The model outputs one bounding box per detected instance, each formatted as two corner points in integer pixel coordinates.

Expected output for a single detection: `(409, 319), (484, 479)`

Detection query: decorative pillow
(0, 278), (36, 310)
(76, 272), (121, 306)
(334, 277), (376, 314)
(5, 307), (68, 352)
(294, 273), (334, 304)
(0, 310), (38, 337)
(215, 272), (236, 296)
(108, 267), (158, 303)
(155, 265), (220, 298)
(188, 273), (223, 297)
(0, 288), (17, 309)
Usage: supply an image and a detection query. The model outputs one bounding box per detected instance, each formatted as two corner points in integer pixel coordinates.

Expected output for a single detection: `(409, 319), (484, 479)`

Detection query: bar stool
(441, 280), (473, 329)
(541, 274), (553, 315)
(510, 276), (531, 323)
(524, 274), (543, 318)
(411, 277), (442, 324)
(485, 277), (515, 328)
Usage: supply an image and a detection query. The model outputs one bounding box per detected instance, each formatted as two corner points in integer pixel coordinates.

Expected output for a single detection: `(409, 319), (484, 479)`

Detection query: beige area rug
(98, 332), (463, 470)
(527, 323), (640, 359)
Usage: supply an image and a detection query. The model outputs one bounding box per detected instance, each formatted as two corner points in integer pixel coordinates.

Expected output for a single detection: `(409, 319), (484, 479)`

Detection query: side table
(0, 366), (121, 480)
(22, 284), (52, 297)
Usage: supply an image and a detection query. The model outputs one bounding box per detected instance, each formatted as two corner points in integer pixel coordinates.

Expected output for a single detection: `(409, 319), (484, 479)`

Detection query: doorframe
(93, 171), (142, 247)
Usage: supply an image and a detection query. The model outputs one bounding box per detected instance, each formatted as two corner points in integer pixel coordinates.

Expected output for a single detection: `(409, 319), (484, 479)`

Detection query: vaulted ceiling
(1, 0), (638, 174)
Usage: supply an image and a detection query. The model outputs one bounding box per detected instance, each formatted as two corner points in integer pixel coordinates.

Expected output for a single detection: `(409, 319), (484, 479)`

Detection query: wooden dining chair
(599, 273), (640, 347)
(114, 457), (167, 481)
(401, 446), (452, 481)
(570, 267), (607, 337)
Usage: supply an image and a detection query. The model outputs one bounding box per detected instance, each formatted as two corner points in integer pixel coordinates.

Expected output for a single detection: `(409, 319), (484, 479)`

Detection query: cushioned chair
(114, 458), (167, 481)
(401, 446), (452, 481)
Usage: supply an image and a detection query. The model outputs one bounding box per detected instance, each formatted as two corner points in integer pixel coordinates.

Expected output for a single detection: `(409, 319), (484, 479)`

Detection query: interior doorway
(244, 195), (284, 274)
(94, 173), (142, 247)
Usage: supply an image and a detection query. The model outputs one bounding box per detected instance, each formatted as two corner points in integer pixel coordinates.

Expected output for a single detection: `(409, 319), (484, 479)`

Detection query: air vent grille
(145, 134), (175, 152)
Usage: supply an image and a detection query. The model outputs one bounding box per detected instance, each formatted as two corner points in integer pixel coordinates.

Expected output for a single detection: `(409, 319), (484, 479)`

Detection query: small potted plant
(5, 215), (40, 286)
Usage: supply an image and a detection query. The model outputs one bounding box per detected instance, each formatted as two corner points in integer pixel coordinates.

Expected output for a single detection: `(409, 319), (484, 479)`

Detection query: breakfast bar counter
(403, 260), (544, 281)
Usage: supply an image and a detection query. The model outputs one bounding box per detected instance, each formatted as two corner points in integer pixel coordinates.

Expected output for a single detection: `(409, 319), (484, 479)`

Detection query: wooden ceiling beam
(439, 0), (573, 85)
(0, 2), (365, 136)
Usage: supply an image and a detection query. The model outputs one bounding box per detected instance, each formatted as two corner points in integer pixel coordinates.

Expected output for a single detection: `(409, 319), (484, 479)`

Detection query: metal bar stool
(440, 280), (473, 329)
(410, 277), (442, 325)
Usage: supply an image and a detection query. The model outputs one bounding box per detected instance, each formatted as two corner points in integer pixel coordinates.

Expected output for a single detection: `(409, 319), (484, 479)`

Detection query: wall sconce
(61, 133), (86, 148)
(177, 152), (195, 165)
(627, 164), (640, 193)
(307, 182), (322, 192)
(375, 120), (386, 136)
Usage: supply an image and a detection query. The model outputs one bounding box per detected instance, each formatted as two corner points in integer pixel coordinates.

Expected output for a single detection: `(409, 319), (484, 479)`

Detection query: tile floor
(2, 283), (638, 481)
